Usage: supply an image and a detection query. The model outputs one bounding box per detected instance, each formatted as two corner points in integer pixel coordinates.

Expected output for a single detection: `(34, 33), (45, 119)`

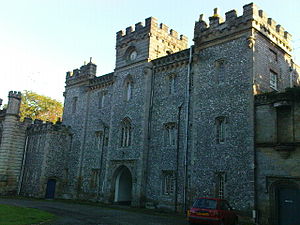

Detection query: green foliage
(0, 204), (55, 225)
(20, 90), (63, 123)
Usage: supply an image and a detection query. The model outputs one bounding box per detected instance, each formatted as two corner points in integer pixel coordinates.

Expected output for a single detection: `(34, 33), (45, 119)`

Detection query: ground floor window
(162, 171), (175, 195)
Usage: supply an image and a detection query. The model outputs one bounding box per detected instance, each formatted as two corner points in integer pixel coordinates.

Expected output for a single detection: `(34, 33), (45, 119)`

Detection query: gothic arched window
(124, 75), (133, 101)
(121, 118), (132, 147)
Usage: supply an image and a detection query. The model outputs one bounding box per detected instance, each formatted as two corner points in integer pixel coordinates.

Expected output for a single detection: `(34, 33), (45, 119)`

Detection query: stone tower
(0, 91), (28, 194)
(190, 2), (295, 213)
(115, 17), (188, 69)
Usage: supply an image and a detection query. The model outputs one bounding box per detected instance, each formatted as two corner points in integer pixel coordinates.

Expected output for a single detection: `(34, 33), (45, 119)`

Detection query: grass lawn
(0, 204), (55, 225)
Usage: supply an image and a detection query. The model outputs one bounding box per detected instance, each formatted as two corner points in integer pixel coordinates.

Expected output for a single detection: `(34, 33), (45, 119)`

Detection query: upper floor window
(215, 116), (226, 144)
(215, 59), (226, 83)
(72, 97), (78, 113)
(121, 118), (132, 147)
(269, 49), (278, 62)
(99, 91), (107, 109)
(124, 75), (133, 101)
(164, 122), (177, 146)
(167, 73), (177, 95)
(126, 82), (132, 101)
(270, 70), (278, 90)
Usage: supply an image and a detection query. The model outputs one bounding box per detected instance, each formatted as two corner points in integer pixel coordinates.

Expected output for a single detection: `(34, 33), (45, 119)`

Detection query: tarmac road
(0, 198), (189, 225)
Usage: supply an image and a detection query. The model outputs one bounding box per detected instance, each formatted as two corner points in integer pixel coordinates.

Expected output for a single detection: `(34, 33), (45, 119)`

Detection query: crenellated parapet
(152, 49), (190, 73)
(117, 17), (187, 48)
(8, 91), (21, 99)
(89, 72), (115, 90)
(66, 60), (97, 86)
(27, 119), (71, 135)
(194, 3), (292, 53)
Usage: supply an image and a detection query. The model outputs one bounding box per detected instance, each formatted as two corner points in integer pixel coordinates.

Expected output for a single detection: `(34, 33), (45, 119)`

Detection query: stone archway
(114, 166), (132, 204)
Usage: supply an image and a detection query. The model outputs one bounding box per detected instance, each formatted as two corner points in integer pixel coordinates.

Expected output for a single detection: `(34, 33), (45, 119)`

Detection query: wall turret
(115, 17), (188, 69)
(0, 91), (26, 195)
(194, 3), (292, 54)
(6, 91), (21, 116)
(66, 59), (97, 87)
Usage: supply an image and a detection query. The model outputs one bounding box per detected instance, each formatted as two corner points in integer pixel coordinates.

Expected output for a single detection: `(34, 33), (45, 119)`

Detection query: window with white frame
(121, 118), (132, 147)
(164, 123), (177, 146)
(216, 117), (226, 144)
(270, 70), (278, 90)
(162, 171), (175, 195)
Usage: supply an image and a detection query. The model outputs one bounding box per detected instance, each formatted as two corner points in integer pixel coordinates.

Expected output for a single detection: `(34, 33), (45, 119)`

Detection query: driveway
(0, 198), (188, 225)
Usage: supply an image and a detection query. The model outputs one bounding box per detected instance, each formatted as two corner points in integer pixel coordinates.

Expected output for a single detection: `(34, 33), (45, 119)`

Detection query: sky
(0, 0), (300, 105)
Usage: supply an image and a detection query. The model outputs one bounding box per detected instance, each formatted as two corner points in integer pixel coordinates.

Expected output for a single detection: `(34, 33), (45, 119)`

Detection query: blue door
(45, 179), (56, 199)
(279, 188), (300, 225)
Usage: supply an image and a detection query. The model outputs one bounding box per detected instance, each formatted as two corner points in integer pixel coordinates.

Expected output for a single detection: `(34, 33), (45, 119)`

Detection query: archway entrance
(45, 179), (56, 199)
(114, 166), (132, 205)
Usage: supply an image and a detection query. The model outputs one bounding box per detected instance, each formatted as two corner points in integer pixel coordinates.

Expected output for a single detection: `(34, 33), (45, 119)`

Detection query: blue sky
(0, 0), (299, 105)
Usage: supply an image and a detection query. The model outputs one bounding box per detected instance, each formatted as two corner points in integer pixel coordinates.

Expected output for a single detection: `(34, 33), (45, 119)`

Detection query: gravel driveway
(0, 198), (189, 225)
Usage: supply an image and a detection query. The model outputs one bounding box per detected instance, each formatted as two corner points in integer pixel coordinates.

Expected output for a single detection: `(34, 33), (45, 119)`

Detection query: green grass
(0, 204), (55, 225)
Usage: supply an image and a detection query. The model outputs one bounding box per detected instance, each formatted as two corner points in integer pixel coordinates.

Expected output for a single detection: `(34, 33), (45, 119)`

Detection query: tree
(20, 90), (63, 123)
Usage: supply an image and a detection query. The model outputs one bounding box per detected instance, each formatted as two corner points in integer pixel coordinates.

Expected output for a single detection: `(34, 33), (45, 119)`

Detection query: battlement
(194, 3), (292, 53)
(116, 17), (188, 44)
(27, 119), (70, 134)
(8, 91), (21, 99)
(66, 59), (97, 86)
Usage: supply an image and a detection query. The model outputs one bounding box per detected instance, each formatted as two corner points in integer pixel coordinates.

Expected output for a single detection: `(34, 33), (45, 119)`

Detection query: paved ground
(0, 198), (189, 225)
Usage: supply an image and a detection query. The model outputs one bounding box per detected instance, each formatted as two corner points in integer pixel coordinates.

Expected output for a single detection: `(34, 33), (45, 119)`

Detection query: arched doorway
(45, 179), (56, 199)
(114, 166), (132, 205)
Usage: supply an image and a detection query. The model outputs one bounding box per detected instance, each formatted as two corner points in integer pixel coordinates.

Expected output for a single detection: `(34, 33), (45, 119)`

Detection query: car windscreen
(192, 199), (217, 209)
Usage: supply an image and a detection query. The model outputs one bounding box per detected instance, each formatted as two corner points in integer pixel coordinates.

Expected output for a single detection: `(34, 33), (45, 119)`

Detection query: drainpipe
(175, 103), (183, 212)
(145, 65), (155, 202)
(18, 134), (29, 195)
(183, 46), (193, 212)
(97, 125), (107, 199)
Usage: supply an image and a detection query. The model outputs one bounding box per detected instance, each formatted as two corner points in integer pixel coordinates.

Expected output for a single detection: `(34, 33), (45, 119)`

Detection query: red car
(187, 197), (238, 225)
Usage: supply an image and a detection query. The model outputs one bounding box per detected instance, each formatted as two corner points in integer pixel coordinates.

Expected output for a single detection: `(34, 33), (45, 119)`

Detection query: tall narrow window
(126, 82), (132, 101)
(95, 131), (103, 150)
(216, 172), (226, 199)
(164, 123), (176, 146)
(72, 97), (78, 113)
(99, 92), (107, 109)
(162, 171), (175, 195)
(90, 169), (100, 189)
(215, 59), (226, 83)
(167, 74), (176, 95)
(121, 118), (132, 147)
(216, 117), (226, 144)
(269, 49), (278, 62)
(270, 70), (278, 90)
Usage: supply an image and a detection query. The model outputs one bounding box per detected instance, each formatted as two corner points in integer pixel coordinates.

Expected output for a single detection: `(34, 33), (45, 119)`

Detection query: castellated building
(0, 3), (300, 225)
